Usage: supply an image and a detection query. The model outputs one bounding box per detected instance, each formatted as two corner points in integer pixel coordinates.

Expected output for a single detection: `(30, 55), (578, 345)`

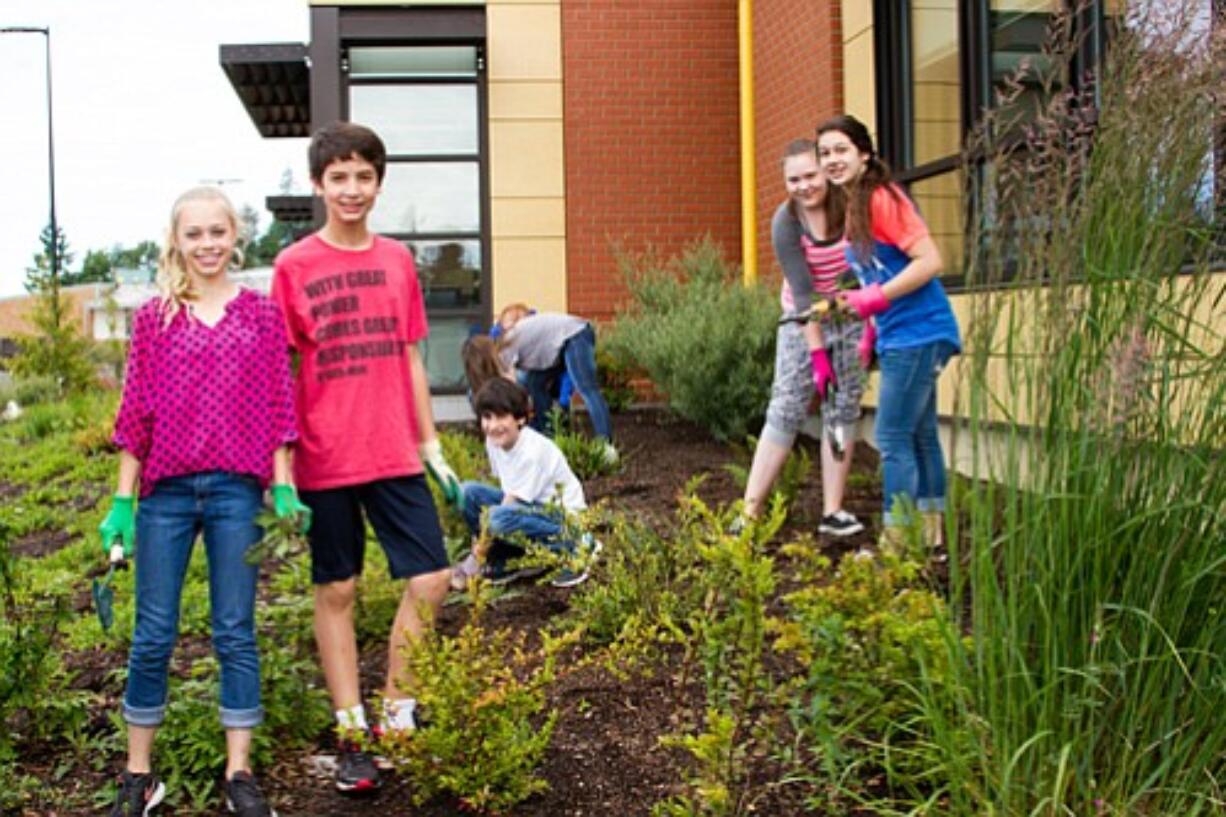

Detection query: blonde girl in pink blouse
(98, 187), (308, 817)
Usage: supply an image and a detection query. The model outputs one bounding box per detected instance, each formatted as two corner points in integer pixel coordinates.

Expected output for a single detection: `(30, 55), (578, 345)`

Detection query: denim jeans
(459, 481), (574, 566)
(875, 342), (957, 527)
(123, 471), (264, 729)
(524, 325), (613, 440)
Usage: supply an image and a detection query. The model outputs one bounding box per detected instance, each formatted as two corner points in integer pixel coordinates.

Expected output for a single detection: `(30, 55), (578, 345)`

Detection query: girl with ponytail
(816, 115), (961, 552)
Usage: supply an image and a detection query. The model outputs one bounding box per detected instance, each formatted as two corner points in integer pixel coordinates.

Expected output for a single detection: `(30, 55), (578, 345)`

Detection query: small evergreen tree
(10, 223), (95, 394)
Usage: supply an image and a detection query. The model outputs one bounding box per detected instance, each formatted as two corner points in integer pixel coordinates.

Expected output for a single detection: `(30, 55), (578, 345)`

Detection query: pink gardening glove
(810, 347), (836, 400)
(839, 283), (890, 320)
(858, 320), (877, 370)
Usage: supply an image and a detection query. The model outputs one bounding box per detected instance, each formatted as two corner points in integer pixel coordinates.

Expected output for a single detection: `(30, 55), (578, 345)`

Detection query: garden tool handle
(109, 542), (129, 570)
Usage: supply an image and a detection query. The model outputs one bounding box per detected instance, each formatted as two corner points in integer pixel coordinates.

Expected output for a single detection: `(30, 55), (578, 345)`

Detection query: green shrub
(595, 344), (638, 413)
(0, 375), (63, 407)
(653, 495), (783, 817)
(549, 408), (620, 480)
(374, 587), (573, 814)
(772, 544), (963, 809)
(606, 239), (778, 442)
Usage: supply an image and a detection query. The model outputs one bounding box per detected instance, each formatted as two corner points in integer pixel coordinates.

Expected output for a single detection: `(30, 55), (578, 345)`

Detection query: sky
(0, 0), (312, 298)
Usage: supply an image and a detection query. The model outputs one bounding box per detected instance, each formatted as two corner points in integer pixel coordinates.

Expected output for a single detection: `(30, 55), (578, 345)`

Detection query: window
(874, 1), (1120, 286)
(345, 44), (488, 391)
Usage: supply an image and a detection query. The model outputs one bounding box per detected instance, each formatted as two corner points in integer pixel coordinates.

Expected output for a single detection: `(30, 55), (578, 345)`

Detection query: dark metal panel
(338, 7), (485, 41)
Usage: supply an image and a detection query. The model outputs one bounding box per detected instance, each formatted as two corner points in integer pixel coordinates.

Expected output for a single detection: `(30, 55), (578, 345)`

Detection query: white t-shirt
(486, 426), (586, 512)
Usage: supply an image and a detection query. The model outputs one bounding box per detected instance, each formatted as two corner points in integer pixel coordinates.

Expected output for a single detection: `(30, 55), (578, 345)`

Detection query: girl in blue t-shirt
(816, 114), (961, 551)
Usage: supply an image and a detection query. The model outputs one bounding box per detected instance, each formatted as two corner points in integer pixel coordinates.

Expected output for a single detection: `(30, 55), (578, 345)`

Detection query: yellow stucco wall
(313, 0), (569, 314)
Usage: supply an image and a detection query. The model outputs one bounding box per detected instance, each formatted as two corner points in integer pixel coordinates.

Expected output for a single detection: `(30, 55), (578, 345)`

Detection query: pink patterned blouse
(113, 289), (298, 497)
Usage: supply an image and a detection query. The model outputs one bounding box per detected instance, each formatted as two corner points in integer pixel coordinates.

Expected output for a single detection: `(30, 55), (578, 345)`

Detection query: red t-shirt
(271, 234), (428, 490)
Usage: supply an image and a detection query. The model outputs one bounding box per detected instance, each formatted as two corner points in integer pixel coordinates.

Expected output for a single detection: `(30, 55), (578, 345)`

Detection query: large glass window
(346, 44), (486, 391)
(876, 1), (1120, 287)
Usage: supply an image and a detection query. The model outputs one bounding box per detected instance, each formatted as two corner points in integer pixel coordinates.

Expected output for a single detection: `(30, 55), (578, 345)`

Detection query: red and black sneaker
(110, 770), (166, 816)
(335, 739), (381, 793)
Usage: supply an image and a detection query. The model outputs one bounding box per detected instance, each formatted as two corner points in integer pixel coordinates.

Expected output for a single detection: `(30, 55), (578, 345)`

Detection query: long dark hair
(462, 335), (507, 398)
(782, 138), (846, 240)
(816, 115), (901, 263)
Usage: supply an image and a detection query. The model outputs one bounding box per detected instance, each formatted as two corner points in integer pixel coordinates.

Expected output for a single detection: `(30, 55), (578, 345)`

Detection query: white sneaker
(450, 552), (480, 591)
(818, 510), (865, 537)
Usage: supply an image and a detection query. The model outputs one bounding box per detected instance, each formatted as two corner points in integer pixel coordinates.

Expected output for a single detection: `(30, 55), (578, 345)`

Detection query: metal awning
(266, 195), (314, 225)
(219, 43), (310, 138)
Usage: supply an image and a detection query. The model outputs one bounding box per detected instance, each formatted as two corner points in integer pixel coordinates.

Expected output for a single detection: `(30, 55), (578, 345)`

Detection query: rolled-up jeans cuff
(123, 701), (166, 728)
(220, 705), (264, 729)
(917, 497), (945, 512)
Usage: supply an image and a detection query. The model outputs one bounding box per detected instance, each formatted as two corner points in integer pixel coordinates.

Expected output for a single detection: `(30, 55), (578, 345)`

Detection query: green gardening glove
(98, 495), (135, 559)
(419, 438), (464, 513)
(271, 484), (313, 534)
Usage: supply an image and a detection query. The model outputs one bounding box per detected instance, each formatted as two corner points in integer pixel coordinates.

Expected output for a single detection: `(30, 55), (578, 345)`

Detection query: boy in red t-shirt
(270, 121), (462, 794)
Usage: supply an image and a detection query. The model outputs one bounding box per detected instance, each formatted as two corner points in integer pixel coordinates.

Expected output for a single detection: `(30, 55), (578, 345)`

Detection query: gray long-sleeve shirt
(499, 312), (588, 371)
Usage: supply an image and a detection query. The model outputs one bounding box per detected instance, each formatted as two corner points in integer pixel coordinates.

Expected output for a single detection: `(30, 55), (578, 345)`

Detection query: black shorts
(300, 475), (448, 585)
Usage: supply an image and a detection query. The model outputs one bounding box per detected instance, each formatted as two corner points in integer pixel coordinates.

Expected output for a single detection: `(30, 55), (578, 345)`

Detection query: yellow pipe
(738, 0), (757, 285)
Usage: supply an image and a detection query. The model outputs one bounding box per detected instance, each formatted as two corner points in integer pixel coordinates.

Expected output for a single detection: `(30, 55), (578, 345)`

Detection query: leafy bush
(606, 239), (778, 442)
(653, 495), (783, 817)
(375, 587), (574, 814)
(549, 408), (620, 480)
(772, 544), (963, 808)
(0, 375), (63, 408)
(595, 344), (638, 413)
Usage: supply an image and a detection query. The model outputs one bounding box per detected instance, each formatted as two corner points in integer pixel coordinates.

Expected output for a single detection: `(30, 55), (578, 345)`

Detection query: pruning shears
(92, 541), (128, 632)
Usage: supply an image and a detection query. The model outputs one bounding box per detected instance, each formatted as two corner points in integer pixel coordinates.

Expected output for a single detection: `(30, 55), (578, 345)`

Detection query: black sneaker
(336, 739), (381, 793)
(483, 562), (547, 586)
(818, 510), (865, 537)
(110, 770), (165, 817)
(224, 771), (277, 817)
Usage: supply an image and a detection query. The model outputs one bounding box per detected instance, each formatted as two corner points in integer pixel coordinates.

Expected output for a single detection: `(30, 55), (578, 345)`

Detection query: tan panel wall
(486, 2), (567, 313)
(841, 3), (876, 135)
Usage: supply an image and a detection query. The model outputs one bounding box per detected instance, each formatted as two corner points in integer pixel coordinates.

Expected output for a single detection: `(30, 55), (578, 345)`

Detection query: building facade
(220, 1), (1220, 400)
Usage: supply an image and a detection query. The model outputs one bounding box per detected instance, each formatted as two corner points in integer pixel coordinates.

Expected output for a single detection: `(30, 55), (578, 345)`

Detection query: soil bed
(24, 408), (884, 816)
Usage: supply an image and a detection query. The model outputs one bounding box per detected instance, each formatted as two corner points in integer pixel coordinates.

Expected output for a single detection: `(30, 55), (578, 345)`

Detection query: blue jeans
(460, 481), (574, 566)
(524, 325), (613, 440)
(123, 472), (264, 729)
(875, 342), (956, 527)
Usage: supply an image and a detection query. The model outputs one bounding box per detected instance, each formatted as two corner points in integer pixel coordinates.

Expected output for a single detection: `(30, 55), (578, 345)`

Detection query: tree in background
(11, 223), (95, 393)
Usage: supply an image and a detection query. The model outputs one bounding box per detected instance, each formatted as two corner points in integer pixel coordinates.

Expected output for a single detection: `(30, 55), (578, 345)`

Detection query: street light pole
(1, 26), (56, 289)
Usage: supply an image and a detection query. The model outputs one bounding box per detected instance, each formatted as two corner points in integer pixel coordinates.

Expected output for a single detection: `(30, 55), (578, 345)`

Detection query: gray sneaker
(551, 538), (604, 588)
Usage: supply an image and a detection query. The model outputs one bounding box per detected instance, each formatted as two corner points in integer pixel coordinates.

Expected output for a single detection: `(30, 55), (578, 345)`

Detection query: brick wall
(0, 285), (98, 341)
(561, 0), (742, 322)
(752, 0), (843, 288)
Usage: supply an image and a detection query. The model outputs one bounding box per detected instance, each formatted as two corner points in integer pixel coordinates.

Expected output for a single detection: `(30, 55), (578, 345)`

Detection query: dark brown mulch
(22, 408), (884, 816)
(9, 527), (75, 558)
(260, 409), (881, 817)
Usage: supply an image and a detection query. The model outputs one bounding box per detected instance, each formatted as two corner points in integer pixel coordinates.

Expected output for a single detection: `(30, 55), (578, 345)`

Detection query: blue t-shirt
(846, 185), (961, 353)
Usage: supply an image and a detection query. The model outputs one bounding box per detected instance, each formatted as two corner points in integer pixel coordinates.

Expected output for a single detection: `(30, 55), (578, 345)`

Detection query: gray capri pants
(761, 317), (865, 447)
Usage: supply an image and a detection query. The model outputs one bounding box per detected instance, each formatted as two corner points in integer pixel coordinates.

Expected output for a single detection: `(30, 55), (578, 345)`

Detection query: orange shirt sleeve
(870, 184), (930, 253)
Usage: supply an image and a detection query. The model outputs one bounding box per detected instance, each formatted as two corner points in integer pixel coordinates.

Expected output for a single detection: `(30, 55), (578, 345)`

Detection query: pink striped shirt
(113, 289), (298, 497)
(780, 234), (850, 312)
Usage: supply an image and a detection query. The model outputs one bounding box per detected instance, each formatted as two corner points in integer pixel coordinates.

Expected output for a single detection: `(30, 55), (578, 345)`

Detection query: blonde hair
(497, 302), (531, 331)
(156, 186), (245, 324)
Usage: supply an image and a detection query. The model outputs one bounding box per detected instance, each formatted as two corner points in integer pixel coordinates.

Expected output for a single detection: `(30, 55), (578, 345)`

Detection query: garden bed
(6, 406), (885, 816)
